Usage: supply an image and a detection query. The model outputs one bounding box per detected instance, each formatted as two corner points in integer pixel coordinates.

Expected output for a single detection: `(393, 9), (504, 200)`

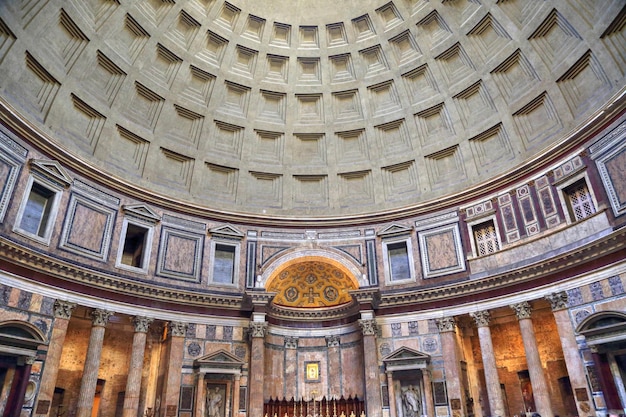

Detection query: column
(470, 310), (505, 417)
(359, 316), (382, 417)
(436, 316), (466, 417)
(422, 369), (435, 417)
(160, 322), (187, 417)
(326, 335), (341, 400)
(510, 302), (554, 417)
(36, 300), (76, 417)
(123, 316), (153, 417)
(386, 372), (397, 417)
(232, 373), (241, 417)
(5, 356), (34, 417)
(248, 320), (268, 417)
(545, 292), (597, 416)
(76, 309), (113, 417)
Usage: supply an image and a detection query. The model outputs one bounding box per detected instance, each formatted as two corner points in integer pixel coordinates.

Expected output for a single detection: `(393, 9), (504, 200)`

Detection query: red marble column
(326, 335), (341, 400)
(36, 300), (76, 417)
(4, 357), (34, 417)
(470, 311), (505, 417)
(76, 309), (113, 417)
(591, 347), (621, 410)
(248, 320), (268, 417)
(510, 302), (554, 417)
(436, 316), (466, 417)
(545, 292), (597, 416)
(359, 317), (382, 417)
(123, 316), (153, 417)
(160, 322), (187, 417)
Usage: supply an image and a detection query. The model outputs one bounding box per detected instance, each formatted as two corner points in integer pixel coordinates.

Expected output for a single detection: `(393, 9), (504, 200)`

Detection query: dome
(0, 1), (625, 417)
(1, 0), (623, 221)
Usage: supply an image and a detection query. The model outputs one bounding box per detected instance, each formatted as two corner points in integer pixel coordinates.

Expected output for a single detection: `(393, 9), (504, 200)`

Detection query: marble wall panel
(498, 193), (520, 243)
(516, 184), (540, 236)
(418, 223), (465, 278)
(535, 175), (561, 228)
(0, 130), (27, 223)
(156, 226), (204, 281)
(0, 149), (21, 224)
(340, 342), (365, 399)
(59, 193), (117, 261)
(594, 130), (626, 217)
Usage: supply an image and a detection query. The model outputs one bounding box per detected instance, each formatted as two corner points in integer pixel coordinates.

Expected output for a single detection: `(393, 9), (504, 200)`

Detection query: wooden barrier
(263, 395), (366, 417)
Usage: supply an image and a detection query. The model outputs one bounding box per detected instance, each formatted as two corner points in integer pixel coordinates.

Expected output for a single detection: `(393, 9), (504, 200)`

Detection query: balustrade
(263, 395), (366, 417)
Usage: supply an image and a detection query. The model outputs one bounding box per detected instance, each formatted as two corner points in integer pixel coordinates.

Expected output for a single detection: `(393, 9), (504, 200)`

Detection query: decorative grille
(566, 181), (595, 221)
(473, 221), (499, 256)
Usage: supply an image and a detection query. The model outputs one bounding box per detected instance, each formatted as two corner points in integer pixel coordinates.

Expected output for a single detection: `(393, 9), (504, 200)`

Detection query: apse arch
(260, 248), (365, 289)
(261, 249), (364, 309)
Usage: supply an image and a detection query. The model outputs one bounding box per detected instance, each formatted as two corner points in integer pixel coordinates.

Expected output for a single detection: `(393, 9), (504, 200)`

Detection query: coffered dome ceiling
(0, 0), (624, 219)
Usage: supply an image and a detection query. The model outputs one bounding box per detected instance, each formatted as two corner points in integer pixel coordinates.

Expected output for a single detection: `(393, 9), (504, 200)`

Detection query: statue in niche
(401, 385), (421, 417)
(206, 386), (223, 417)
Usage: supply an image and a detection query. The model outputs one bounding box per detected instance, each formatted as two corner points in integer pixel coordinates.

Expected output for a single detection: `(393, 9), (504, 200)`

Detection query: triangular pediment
(377, 223), (413, 237)
(383, 346), (430, 371)
(209, 224), (245, 239)
(30, 159), (72, 188)
(195, 349), (244, 368)
(383, 346), (430, 362)
(122, 204), (161, 224)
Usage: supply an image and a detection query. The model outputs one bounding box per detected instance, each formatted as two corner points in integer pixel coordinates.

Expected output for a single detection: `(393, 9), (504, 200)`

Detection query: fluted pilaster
(36, 300), (76, 417)
(360, 317), (382, 417)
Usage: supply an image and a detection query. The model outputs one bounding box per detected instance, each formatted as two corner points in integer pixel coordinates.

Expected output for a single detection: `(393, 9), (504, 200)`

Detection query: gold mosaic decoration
(267, 260), (358, 308)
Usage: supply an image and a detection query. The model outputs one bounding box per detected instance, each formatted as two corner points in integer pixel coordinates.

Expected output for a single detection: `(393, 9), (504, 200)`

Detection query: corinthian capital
(326, 335), (340, 347)
(91, 309), (113, 327)
(510, 301), (532, 320)
(470, 310), (491, 327)
(168, 321), (188, 337)
(358, 319), (378, 336)
(132, 316), (154, 333)
(545, 291), (568, 311)
(284, 336), (298, 349)
(435, 317), (457, 332)
(53, 300), (76, 319)
(249, 321), (268, 338)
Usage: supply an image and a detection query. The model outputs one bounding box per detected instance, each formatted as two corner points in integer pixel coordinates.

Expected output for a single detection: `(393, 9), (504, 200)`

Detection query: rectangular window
(473, 220), (500, 256)
(213, 243), (236, 284)
(563, 178), (596, 221)
(14, 177), (63, 244)
(20, 182), (55, 237)
(121, 223), (148, 268)
(387, 241), (411, 281)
